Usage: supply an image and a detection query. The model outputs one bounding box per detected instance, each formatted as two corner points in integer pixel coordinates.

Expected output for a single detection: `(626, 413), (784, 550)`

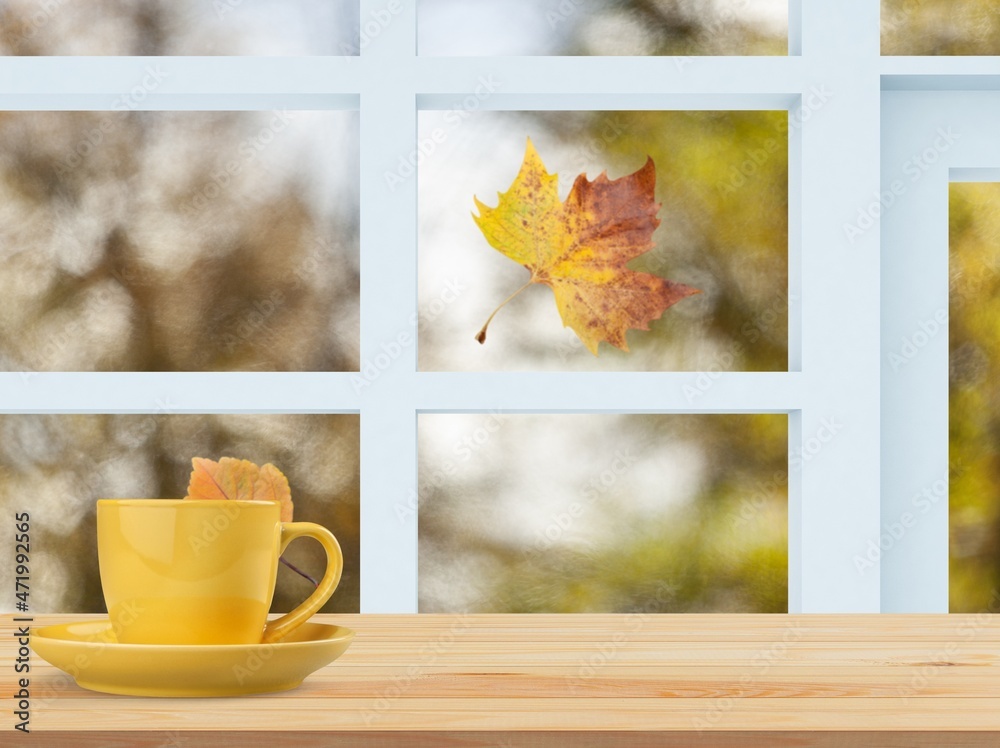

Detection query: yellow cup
(97, 499), (343, 645)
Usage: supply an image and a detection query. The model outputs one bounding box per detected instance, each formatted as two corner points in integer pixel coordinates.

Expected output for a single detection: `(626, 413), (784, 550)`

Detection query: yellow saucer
(30, 619), (355, 697)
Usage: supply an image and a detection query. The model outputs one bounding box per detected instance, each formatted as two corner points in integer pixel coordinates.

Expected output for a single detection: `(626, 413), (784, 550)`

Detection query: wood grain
(4, 613), (1000, 747)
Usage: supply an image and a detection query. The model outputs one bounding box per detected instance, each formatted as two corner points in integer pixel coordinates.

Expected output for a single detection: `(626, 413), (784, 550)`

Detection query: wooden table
(4, 613), (1000, 746)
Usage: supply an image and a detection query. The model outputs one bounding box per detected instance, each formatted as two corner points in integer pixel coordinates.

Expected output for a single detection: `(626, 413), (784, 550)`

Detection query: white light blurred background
(419, 0), (788, 56)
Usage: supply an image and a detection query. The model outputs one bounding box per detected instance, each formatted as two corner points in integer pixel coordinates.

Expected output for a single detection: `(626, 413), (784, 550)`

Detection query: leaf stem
(475, 280), (533, 344)
(280, 555), (319, 587)
(203, 489), (315, 585)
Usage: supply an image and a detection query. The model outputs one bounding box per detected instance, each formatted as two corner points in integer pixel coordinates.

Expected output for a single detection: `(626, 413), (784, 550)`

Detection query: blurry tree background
(419, 414), (787, 613)
(0, 110), (359, 371)
(950, 183), (1000, 613)
(419, 0), (787, 56)
(883, 0), (1000, 55)
(419, 109), (788, 371)
(0, 414), (360, 614)
(0, 0), (359, 55)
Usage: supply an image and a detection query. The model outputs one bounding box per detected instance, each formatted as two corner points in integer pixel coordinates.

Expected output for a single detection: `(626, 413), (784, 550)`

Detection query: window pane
(418, 110), (789, 371)
(0, 413), (360, 614)
(419, 0), (787, 56)
(950, 182), (1000, 612)
(419, 413), (788, 613)
(0, 0), (359, 56)
(0, 110), (359, 372)
(883, 0), (1000, 56)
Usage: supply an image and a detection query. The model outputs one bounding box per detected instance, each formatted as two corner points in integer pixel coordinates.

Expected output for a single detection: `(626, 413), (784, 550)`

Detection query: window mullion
(798, 0), (882, 612)
(358, 0), (419, 613)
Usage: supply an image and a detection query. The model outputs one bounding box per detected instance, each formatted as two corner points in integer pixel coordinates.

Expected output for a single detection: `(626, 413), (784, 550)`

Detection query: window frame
(881, 92), (1000, 612)
(7, 0), (996, 614)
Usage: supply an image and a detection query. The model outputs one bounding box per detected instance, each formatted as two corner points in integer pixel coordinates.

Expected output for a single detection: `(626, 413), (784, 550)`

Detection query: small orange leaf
(255, 462), (294, 522)
(185, 457), (294, 522)
(473, 138), (700, 354)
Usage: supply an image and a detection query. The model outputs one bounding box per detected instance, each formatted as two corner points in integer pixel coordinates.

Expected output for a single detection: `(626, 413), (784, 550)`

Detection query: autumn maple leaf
(473, 138), (699, 354)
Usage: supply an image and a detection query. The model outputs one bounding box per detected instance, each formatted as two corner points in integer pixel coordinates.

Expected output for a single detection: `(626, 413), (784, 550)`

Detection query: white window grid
(3, 0), (995, 613)
(882, 92), (1000, 613)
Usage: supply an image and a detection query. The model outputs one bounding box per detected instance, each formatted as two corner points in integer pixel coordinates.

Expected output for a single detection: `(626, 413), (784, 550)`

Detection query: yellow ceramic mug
(97, 499), (343, 645)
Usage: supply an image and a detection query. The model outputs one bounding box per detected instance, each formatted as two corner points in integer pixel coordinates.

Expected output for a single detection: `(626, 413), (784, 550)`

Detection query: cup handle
(261, 522), (343, 644)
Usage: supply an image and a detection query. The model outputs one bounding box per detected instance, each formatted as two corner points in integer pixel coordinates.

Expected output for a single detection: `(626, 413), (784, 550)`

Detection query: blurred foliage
(612, 109), (788, 371)
(0, 414), (360, 614)
(0, 0), (358, 56)
(0, 111), (359, 371)
(419, 414), (787, 613)
(883, 0), (1000, 55)
(419, 0), (786, 56)
(558, 0), (786, 56)
(950, 183), (1000, 612)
